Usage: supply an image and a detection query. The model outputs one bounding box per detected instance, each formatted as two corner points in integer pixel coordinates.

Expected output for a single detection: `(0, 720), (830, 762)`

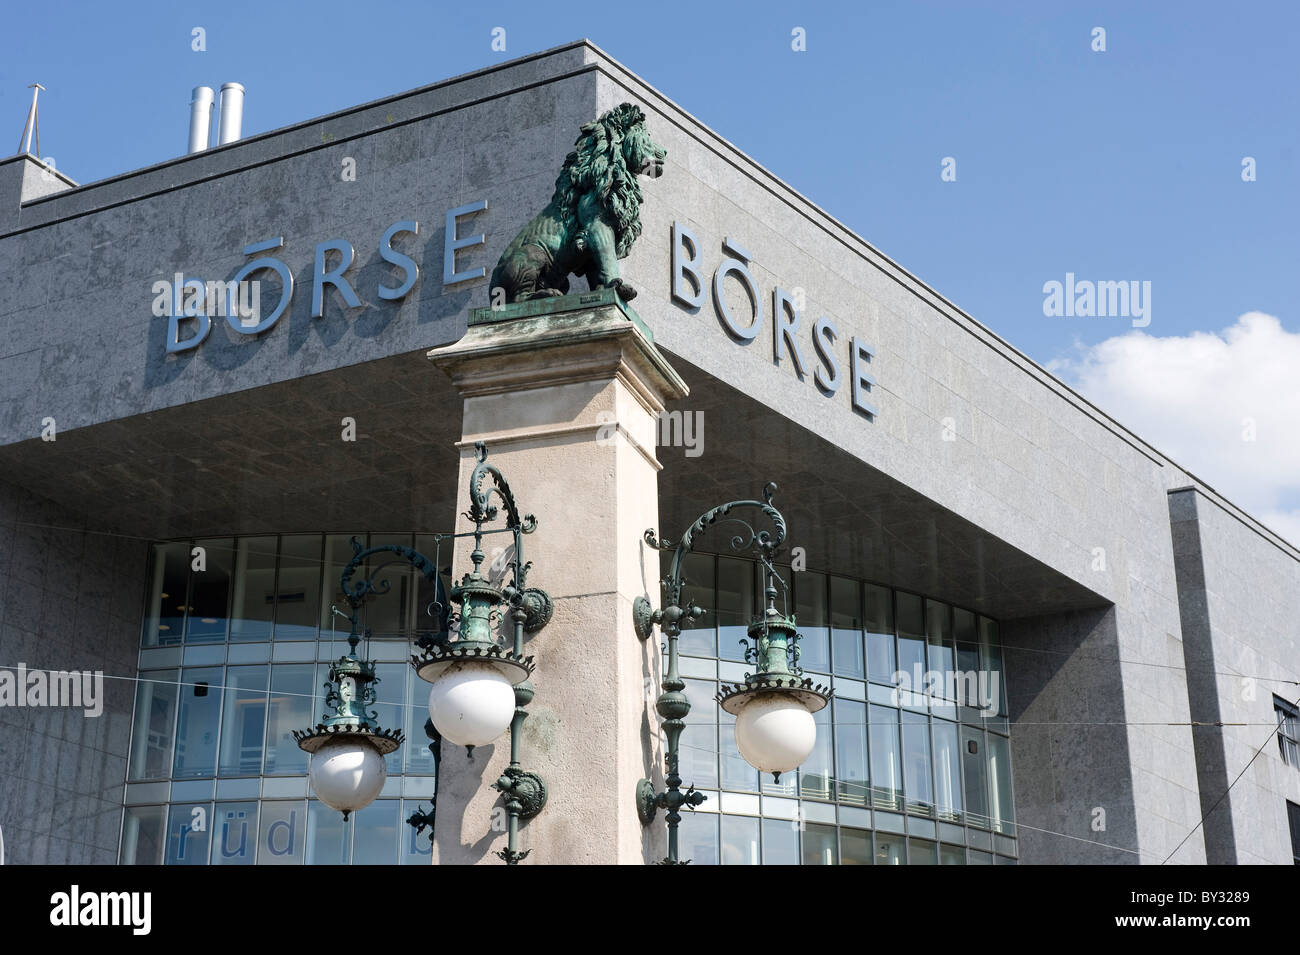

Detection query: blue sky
(4, 0), (1299, 535)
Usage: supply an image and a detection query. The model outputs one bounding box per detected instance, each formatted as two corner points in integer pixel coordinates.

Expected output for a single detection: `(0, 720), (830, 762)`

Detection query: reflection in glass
(320, 534), (365, 641)
(306, 800), (348, 865)
(833, 699), (868, 805)
(802, 823), (838, 864)
(761, 818), (799, 864)
(121, 806), (166, 864)
(275, 535), (322, 641)
(128, 670), (178, 780)
(716, 557), (756, 662)
(939, 843), (965, 865)
(187, 539), (233, 643)
(962, 726), (990, 829)
(210, 801), (258, 865)
(720, 711), (758, 793)
(902, 710), (934, 814)
(932, 719), (963, 821)
(230, 536), (276, 642)
(142, 542), (189, 646)
(404, 667), (437, 776)
(988, 733), (1015, 834)
(676, 808), (719, 865)
(372, 663), (406, 773)
(351, 800), (399, 865)
(869, 704), (901, 811)
(257, 801), (306, 864)
(864, 584), (895, 683)
(874, 833), (903, 865)
(800, 697), (833, 800)
(218, 665), (268, 776)
(830, 576), (864, 678)
(401, 799), (435, 864)
(173, 667), (222, 778)
(925, 599), (954, 684)
(164, 803), (211, 865)
(720, 814), (760, 865)
(794, 570), (829, 673)
(264, 664), (313, 775)
(909, 837), (937, 864)
(680, 678), (718, 789)
(840, 827), (871, 864)
(677, 552), (716, 658)
(366, 535), (414, 639)
(896, 592), (925, 684)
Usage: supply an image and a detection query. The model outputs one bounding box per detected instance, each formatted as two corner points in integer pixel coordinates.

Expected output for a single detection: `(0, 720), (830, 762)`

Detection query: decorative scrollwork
(464, 440), (535, 533)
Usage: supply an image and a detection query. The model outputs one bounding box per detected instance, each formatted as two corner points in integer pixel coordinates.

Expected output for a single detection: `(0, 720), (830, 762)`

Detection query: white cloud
(1047, 312), (1300, 547)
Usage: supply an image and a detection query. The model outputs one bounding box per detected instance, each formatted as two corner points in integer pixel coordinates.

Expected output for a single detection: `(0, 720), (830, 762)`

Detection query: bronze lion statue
(490, 102), (665, 304)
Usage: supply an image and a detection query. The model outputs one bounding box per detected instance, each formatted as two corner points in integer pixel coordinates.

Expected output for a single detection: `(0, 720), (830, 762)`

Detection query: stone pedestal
(426, 290), (688, 864)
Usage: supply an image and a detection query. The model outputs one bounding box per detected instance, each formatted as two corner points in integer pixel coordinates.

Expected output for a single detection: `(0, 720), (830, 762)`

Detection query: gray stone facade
(0, 41), (1295, 864)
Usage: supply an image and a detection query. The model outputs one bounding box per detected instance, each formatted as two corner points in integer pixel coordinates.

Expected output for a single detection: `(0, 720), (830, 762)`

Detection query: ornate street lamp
(291, 539), (416, 818)
(634, 483), (831, 863)
(296, 442), (551, 863)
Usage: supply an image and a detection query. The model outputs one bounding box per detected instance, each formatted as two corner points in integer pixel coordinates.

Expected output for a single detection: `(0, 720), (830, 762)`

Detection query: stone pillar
(426, 290), (687, 864)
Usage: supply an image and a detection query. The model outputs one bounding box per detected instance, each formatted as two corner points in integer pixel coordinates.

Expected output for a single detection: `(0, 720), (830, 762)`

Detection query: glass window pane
(413, 534), (452, 645)
(833, 698), (868, 806)
(802, 823), (838, 865)
(218, 665), (268, 776)
(761, 817), (799, 864)
(896, 592), (925, 684)
(720, 814), (760, 865)
(932, 719), (963, 821)
(800, 697), (833, 800)
(142, 542), (189, 646)
(265, 664), (313, 775)
(955, 608), (982, 723)
(401, 799), (435, 865)
(186, 539), (233, 643)
(939, 843), (965, 864)
(258, 801), (307, 864)
(678, 678), (718, 790)
(164, 802), (212, 865)
(988, 733), (1015, 833)
(874, 832), (904, 865)
(128, 670), (178, 780)
(909, 837), (937, 864)
(721, 710), (758, 792)
(121, 805), (166, 864)
(677, 808), (718, 865)
(306, 800), (349, 865)
(678, 552), (716, 658)
(840, 827), (871, 865)
(274, 535), (323, 641)
(173, 666), (223, 778)
(925, 599), (954, 683)
(865, 584), (896, 683)
(404, 666), (438, 776)
(372, 663), (407, 773)
(351, 800), (399, 865)
(869, 704), (902, 811)
(717, 558), (756, 662)
(830, 576), (864, 678)
(962, 726), (991, 828)
(366, 535), (415, 639)
(902, 710), (934, 814)
(793, 570), (829, 674)
(320, 534), (366, 640)
(210, 801), (258, 865)
(230, 536), (276, 642)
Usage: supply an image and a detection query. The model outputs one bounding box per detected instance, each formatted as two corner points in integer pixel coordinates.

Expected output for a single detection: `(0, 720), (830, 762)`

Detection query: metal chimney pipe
(217, 82), (245, 145)
(188, 86), (214, 154)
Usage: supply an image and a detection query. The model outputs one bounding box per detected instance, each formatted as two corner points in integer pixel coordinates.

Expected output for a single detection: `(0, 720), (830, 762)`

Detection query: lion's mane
(549, 103), (647, 259)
